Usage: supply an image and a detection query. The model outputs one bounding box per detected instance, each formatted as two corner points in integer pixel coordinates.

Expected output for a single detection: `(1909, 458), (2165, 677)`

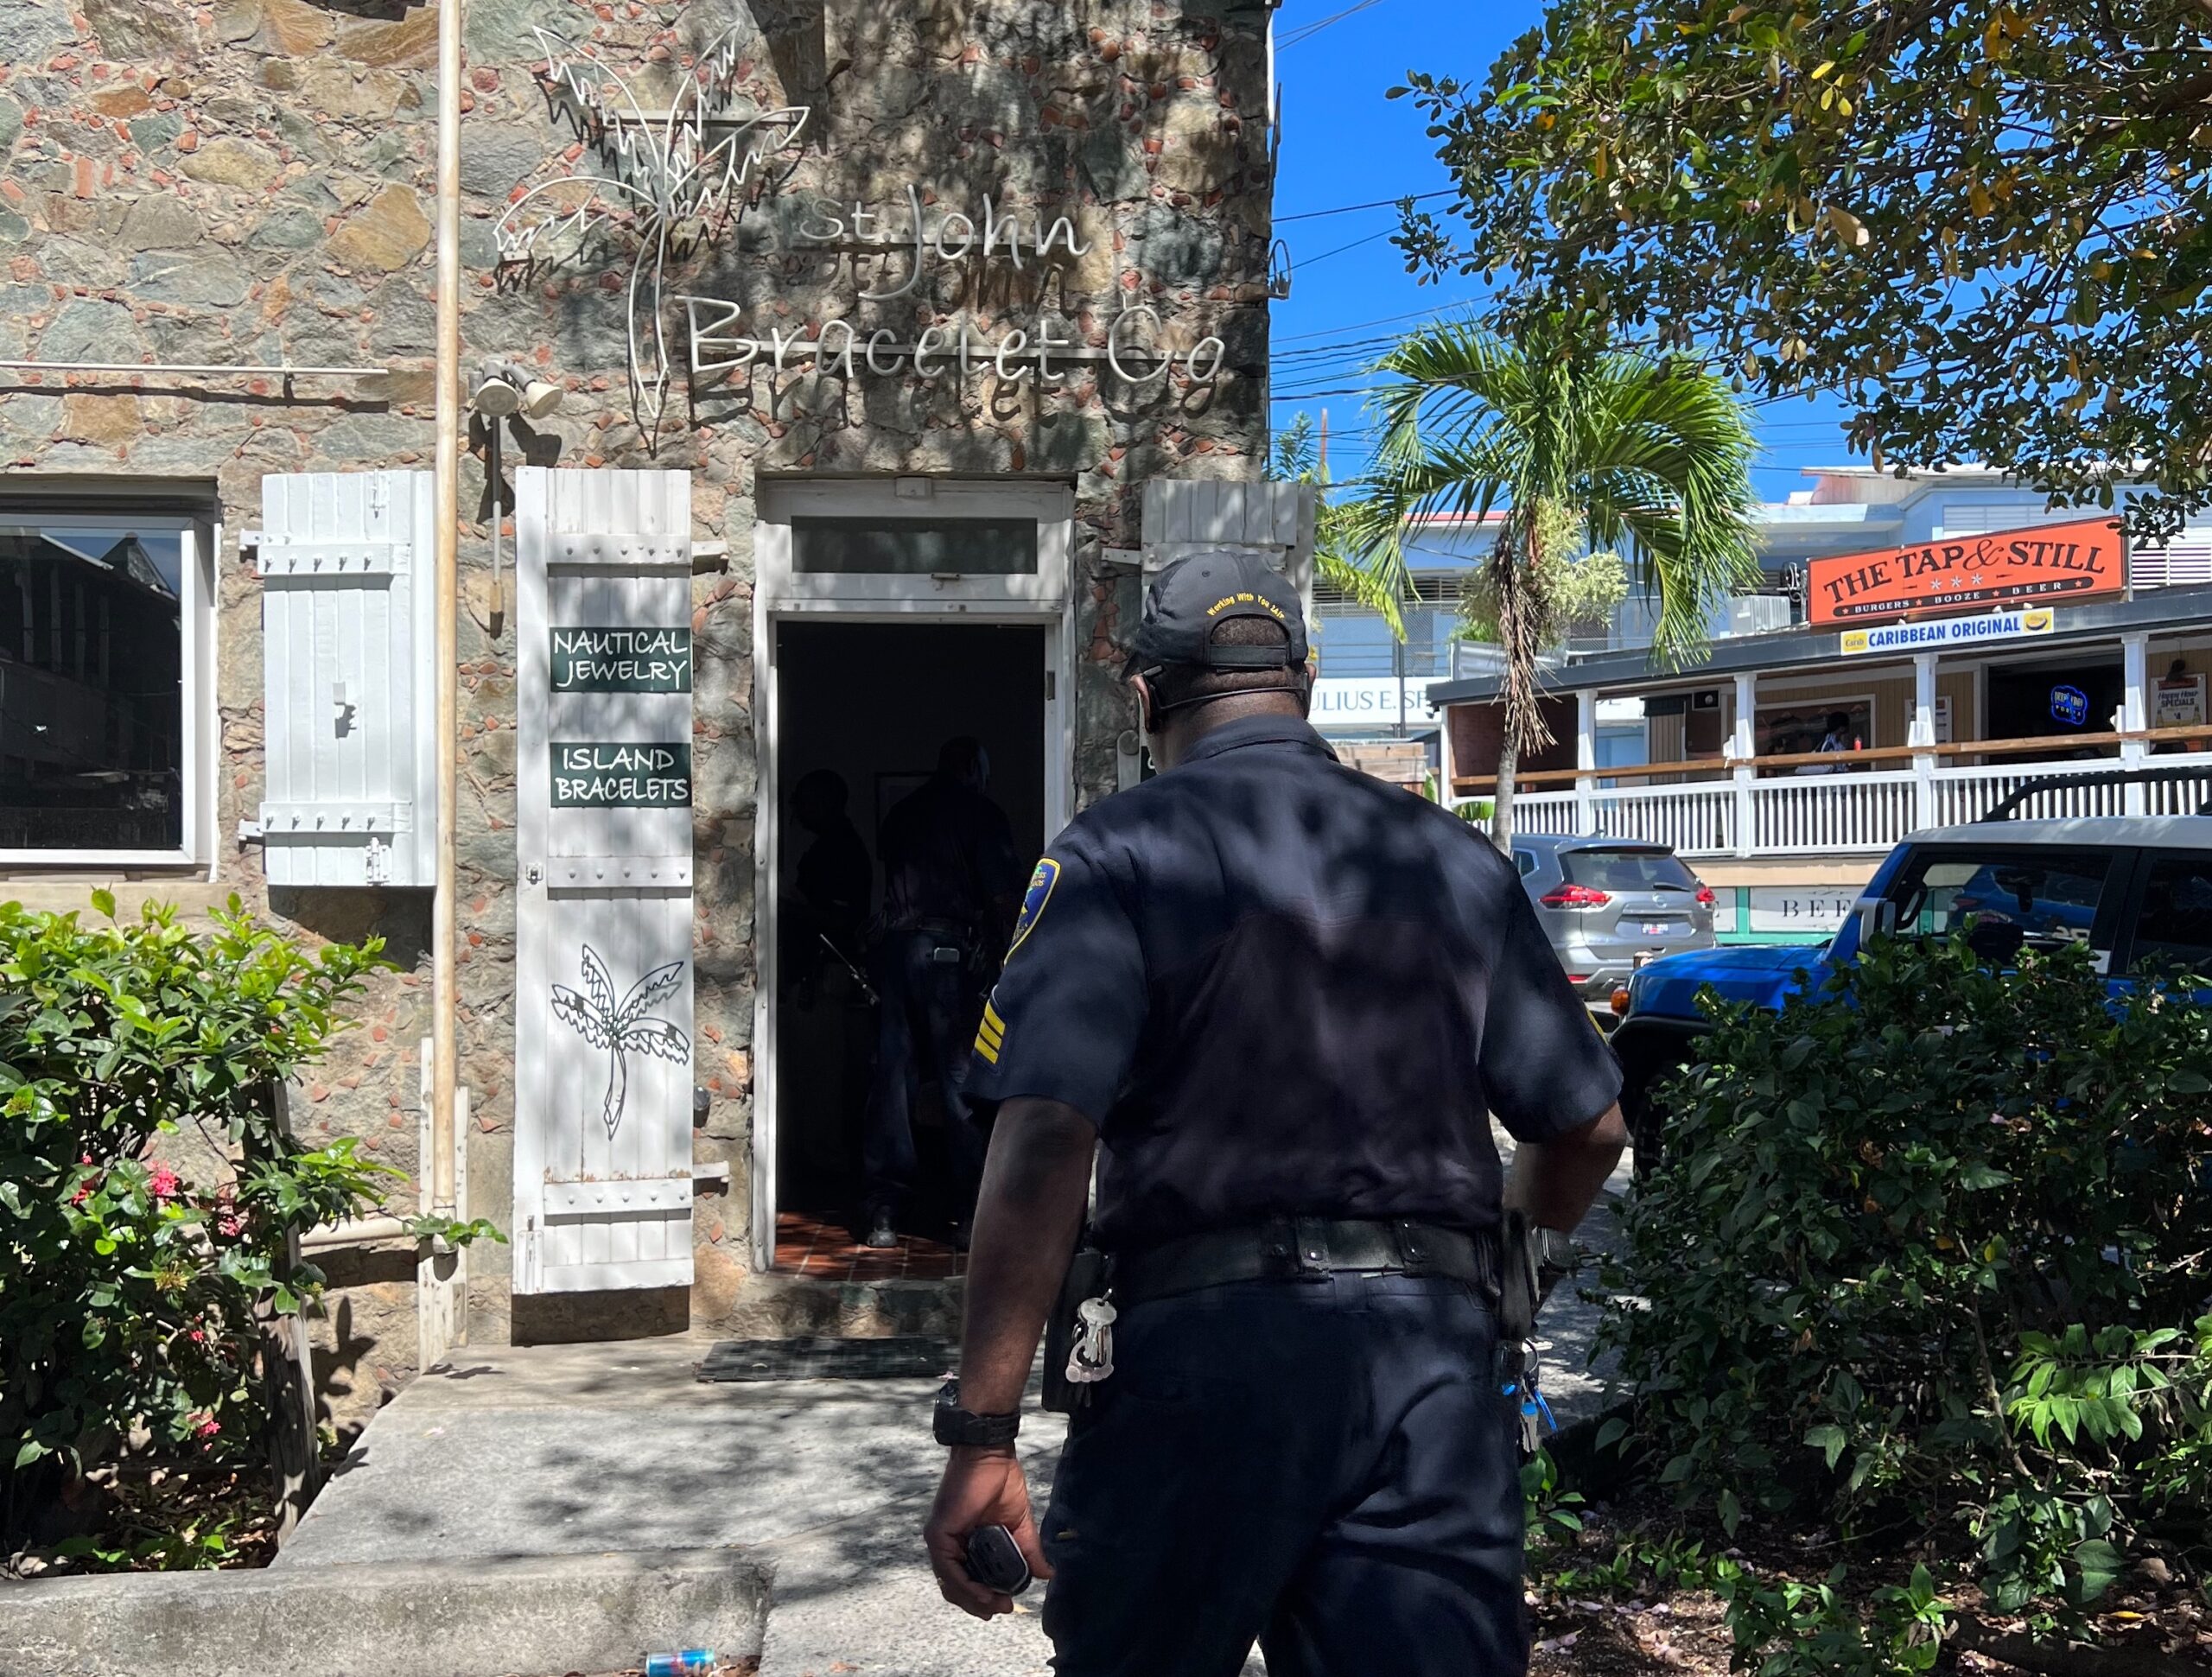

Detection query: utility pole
(429, 0), (462, 1229)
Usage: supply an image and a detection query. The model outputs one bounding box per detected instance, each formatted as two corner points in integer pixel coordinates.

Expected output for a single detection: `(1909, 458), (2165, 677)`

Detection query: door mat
(696, 1336), (955, 1383)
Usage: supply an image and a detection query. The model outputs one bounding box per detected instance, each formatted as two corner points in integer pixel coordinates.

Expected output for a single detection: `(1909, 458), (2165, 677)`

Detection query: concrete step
(0, 1547), (770, 1677)
(712, 1273), (963, 1341)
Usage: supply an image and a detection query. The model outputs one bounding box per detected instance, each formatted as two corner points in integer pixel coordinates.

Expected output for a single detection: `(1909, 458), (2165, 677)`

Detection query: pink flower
(187, 1328), (206, 1345)
(149, 1166), (179, 1200)
(216, 1213), (244, 1239)
(190, 1412), (219, 1439)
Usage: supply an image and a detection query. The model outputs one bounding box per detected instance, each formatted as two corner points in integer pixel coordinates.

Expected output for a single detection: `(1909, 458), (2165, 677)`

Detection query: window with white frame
(0, 506), (213, 862)
(754, 479), (1071, 607)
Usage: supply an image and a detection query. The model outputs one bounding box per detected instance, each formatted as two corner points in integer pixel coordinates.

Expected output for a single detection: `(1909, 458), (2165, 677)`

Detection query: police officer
(922, 552), (1628, 1676)
(861, 736), (1025, 1249)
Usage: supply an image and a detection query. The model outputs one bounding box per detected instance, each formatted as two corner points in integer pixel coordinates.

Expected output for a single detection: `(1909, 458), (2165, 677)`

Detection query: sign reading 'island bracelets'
(551, 626), (694, 694)
(1808, 517), (2126, 626)
(551, 742), (693, 808)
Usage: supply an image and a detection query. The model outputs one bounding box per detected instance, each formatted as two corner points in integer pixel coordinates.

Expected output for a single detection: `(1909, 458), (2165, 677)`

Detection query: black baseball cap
(1123, 549), (1310, 680)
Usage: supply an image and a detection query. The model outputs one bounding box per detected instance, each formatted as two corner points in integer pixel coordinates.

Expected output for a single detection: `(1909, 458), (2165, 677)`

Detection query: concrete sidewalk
(270, 1149), (1629, 1676)
(277, 1336), (1068, 1676)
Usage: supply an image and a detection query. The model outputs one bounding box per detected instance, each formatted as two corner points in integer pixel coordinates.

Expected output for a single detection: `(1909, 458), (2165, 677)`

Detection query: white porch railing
(1491, 752), (2212, 859)
(1924, 764), (2132, 828)
(1516, 779), (1739, 854)
(1751, 770), (1920, 854)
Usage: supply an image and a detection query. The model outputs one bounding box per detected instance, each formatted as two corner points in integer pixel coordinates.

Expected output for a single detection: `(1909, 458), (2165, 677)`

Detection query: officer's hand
(924, 1445), (1053, 1618)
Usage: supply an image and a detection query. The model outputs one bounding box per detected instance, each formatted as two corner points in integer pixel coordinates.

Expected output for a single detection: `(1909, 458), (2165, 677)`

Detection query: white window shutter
(256, 472), (437, 887)
(512, 467), (697, 1295)
(1142, 480), (1317, 598)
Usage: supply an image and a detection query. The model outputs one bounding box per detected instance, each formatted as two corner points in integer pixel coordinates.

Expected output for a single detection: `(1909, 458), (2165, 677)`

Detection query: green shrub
(0, 893), (409, 1532)
(1601, 933), (2212, 1628)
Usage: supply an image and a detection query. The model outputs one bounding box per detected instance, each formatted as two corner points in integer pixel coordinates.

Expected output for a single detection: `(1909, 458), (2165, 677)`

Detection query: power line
(1269, 385), (1385, 402)
(1279, 0), (1391, 49)
(1276, 189), (1454, 225)
(1294, 226), (1401, 270)
(1272, 296), (1491, 344)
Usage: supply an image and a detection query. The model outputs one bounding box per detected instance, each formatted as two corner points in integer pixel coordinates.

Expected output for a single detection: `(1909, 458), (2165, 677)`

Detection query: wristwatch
(934, 1378), (1020, 1447)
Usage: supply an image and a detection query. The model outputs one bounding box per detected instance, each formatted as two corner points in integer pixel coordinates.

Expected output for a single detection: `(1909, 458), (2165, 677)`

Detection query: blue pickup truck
(1607, 803), (2212, 1168)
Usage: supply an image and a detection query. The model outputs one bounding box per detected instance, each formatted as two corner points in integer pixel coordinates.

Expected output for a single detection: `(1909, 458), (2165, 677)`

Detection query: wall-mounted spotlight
(468, 361), (563, 625)
(471, 359), (563, 419)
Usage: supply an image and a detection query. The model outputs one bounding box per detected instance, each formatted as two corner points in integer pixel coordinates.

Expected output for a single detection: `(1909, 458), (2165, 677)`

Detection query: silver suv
(1509, 834), (1719, 1002)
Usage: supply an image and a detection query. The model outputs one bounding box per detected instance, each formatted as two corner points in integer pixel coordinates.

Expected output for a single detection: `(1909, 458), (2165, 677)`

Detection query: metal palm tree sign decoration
(497, 25), (810, 448)
(551, 943), (690, 1161)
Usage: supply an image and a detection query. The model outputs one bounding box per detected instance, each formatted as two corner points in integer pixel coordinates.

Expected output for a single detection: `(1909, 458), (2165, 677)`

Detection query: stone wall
(0, 0), (1272, 1432)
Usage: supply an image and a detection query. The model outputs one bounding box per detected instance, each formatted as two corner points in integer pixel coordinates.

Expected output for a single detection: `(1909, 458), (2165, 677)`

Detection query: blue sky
(1266, 0), (1862, 505)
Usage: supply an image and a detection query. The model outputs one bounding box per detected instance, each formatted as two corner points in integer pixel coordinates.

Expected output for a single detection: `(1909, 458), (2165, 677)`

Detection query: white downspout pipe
(429, 0), (463, 1230)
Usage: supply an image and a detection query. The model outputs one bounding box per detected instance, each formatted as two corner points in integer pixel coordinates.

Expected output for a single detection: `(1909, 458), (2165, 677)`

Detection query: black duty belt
(1112, 1216), (1500, 1307)
(892, 918), (976, 944)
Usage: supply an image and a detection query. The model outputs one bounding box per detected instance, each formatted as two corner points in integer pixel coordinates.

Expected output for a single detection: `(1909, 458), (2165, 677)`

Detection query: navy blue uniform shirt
(966, 714), (1623, 1251)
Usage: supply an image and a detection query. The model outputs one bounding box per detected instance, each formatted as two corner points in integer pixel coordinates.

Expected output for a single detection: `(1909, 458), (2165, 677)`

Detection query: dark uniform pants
(861, 930), (988, 1223)
(1041, 1273), (1525, 1677)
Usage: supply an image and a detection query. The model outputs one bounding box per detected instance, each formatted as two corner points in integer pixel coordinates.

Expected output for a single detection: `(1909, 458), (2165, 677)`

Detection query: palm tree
(1268, 411), (1413, 632)
(1344, 309), (1760, 849)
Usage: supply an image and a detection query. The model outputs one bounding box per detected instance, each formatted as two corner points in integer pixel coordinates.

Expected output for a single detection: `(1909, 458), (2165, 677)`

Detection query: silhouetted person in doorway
(791, 769), (873, 989)
(863, 737), (1025, 1249)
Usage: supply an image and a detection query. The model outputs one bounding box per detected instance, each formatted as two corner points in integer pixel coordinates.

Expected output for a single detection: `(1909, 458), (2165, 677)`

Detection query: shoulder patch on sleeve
(974, 996), (1007, 1064)
(1007, 857), (1061, 956)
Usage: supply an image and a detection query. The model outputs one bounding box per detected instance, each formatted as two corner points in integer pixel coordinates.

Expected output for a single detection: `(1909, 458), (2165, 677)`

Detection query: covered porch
(1430, 587), (2212, 864)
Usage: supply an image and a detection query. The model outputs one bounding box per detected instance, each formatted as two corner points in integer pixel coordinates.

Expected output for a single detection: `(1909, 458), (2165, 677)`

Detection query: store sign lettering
(552, 742), (693, 809)
(1839, 607), (2056, 656)
(683, 179), (1225, 397)
(683, 298), (1224, 393)
(1809, 517), (2126, 626)
(1748, 887), (1859, 934)
(793, 190), (1090, 298)
(2156, 676), (2206, 727)
(1308, 677), (1440, 725)
(551, 627), (693, 694)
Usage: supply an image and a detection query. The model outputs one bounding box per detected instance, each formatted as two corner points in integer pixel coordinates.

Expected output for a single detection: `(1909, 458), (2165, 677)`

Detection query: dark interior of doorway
(774, 619), (1046, 1268)
(1986, 657), (2122, 750)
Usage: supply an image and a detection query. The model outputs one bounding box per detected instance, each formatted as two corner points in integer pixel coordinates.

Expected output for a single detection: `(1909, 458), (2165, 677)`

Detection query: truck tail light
(1541, 884), (1611, 907)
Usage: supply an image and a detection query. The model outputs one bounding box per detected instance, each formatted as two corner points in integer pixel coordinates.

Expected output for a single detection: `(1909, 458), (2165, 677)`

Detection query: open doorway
(1986, 656), (2123, 753)
(770, 619), (1049, 1274)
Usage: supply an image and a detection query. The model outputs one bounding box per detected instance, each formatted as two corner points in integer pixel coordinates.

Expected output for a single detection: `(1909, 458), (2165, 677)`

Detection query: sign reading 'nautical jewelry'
(1810, 518), (2126, 626)
(551, 626), (695, 693)
(551, 742), (693, 808)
